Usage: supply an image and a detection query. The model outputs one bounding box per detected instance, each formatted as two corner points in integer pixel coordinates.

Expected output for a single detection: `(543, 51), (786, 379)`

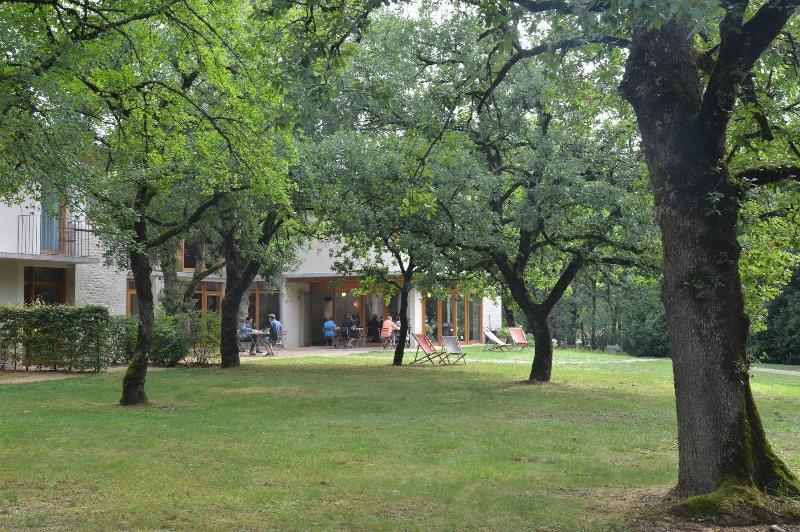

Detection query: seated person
(367, 314), (380, 343)
(268, 313), (282, 352)
(323, 317), (337, 344)
(238, 316), (262, 354)
(341, 313), (356, 339)
(380, 315), (400, 344)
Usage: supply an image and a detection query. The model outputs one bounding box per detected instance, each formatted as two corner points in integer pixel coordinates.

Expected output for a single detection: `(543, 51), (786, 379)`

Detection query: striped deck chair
(483, 329), (511, 351)
(411, 333), (447, 365)
(509, 327), (530, 350)
(442, 336), (467, 365)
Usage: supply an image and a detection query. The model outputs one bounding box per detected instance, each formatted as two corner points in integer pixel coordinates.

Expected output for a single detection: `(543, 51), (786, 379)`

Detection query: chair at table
(274, 331), (287, 351)
(338, 326), (355, 348)
(323, 325), (337, 348)
(410, 333), (447, 365)
(380, 327), (395, 349)
(442, 336), (467, 365)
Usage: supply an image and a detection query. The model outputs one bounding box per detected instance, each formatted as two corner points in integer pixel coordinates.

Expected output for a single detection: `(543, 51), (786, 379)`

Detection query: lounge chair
(483, 329), (511, 351)
(410, 333), (447, 365)
(509, 327), (530, 350)
(441, 336), (467, 365)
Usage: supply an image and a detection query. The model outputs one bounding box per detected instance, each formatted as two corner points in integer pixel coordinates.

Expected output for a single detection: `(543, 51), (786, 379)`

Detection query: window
(126, 279), (138, 316)
(194, 281), (224, 313)
(24, 267), (66, 305)
(422, 292), (483, 344)
(181, 242), (199, 271)
(248, 282), (279, 329)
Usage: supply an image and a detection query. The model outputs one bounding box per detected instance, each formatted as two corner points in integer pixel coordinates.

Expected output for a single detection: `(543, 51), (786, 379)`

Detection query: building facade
(0, 200), (502, 348)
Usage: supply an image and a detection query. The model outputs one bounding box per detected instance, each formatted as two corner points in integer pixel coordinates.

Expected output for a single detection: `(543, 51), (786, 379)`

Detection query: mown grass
(0, 350), (798, 530)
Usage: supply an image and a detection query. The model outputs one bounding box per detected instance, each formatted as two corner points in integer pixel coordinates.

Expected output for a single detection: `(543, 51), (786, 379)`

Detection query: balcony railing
(17, 214), (91, 258)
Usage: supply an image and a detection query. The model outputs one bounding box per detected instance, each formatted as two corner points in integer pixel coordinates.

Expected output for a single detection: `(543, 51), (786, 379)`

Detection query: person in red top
(380, 315), (400, 346)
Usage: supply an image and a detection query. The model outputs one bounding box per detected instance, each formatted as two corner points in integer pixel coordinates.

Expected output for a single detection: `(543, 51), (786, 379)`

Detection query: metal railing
(17, 214), (91, 258)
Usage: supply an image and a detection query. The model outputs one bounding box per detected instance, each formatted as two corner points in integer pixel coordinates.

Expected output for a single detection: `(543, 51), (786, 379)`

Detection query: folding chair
(442, 336), (467, 365)
(274, 331), (287, 351)
(483, 329), (512, 351)
(323, 327), (336, 348)
(509, 327), (530, 350)
(410, 333), (447, 365)
(381, 328), (395, 349)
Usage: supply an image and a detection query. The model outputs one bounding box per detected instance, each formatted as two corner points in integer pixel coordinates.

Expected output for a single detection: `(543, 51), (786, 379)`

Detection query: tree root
(671, 481), (800, 526)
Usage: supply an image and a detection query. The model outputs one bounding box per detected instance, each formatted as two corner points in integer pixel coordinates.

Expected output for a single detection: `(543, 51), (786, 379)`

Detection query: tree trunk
(589, 278), (597, 350)
(393, 281), (410, 366)
(219, 236), (261, 368)
(622, 20), (799, 499)
(120, 249), (154, 405)
(157, 242), (184, 316)
(520, 306), (553, 382)
(220, 282), (246, 367)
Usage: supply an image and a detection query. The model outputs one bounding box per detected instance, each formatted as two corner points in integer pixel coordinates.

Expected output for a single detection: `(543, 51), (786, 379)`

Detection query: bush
(619, 285), (670, 358)
(187, 310), (220, 365)
(106, 315), (138, 364)
(0, 305), (110, 372)
(149, 311), (190, 368)
(105, 310), (218, 368)
(748, 271), (800, 365)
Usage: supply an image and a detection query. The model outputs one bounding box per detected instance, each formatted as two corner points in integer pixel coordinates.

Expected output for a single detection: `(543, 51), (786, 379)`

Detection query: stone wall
(482, 296), (503, 334)
(74, 238), (127, 315)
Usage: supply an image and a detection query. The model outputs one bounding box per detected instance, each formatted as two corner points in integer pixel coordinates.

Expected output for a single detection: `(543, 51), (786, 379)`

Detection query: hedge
(0, 305), (110, 372)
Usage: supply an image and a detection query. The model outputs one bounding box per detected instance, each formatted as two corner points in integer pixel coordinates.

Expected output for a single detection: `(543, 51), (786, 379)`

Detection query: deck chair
(509, 327), (530, 350)
(410, 333), (447, 365)
(442, 336), (467, 365)
(483, 329), (511, 351)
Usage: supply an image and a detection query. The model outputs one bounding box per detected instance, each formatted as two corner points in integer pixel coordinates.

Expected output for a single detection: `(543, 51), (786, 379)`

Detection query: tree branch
(700, 0), (800, 133)
(735, 165), (800, 185)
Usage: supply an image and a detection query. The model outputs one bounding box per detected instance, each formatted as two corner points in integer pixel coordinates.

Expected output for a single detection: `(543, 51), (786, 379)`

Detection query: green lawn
(1, 351), (798, 529)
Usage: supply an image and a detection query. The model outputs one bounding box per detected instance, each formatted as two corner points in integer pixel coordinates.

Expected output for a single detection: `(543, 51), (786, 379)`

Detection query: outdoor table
(353, 327), (365, 347)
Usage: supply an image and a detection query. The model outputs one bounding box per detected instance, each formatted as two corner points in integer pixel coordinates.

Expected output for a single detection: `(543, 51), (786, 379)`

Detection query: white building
(0, 200), (501, 348)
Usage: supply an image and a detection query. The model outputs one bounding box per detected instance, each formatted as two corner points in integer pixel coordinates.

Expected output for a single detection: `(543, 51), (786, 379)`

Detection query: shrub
(0, 305), (110, 372)
(188, 310), (220, 365)
(619, 285), (670, 358)
(105, 315), (138, 364)
(747, 270), (800, 365)
(149, 311), (190, 368)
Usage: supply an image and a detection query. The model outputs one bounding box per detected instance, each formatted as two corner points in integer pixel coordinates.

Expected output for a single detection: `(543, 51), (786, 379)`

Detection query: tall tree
(304, 130), (449, 365)
(466, 0), (800, 508)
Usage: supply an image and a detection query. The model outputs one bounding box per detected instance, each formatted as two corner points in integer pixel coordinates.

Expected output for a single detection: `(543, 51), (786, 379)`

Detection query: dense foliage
(0, 305), (109, 371)
(749, 270), (800, 365)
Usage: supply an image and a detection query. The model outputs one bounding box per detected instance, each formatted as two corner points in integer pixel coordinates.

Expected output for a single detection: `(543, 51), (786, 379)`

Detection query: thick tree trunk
(526, 310), (553, 382)
(393, 281), (410, 366)
(220, 285), (245, 368)
(219, 235), (262, 368)
(120, 249), (154, 405)
(622, 20), (799, 499)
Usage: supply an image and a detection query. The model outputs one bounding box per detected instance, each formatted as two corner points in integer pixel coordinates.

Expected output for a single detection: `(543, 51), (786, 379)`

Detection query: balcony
(17, 214), (91, 258)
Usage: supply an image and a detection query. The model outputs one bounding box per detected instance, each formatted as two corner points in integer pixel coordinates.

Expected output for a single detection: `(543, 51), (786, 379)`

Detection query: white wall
(409, 288), (423, 335)
(0, 260), (22, 306)
(482, 296), (503, 333)
(0, 202), (39, 255)
(287, 239), (400, 277)
(281, 281), (309, 347)
(74, 239), (127, 315)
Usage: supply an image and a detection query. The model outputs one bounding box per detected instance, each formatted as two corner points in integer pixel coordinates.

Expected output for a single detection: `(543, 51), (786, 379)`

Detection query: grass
(0, 350), (798, 530)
